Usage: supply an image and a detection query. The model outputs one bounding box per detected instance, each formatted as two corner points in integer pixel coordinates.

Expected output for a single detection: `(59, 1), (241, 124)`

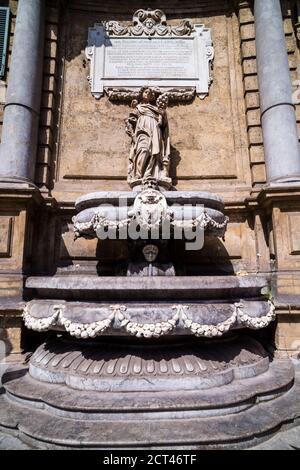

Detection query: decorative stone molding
(105, 87), (196, 103)
(128, 188), (172, 231)
(23, 300), (276, 339)
(29, 335), (270, 385)
(237, 300), (276, 329)
(23, 304), (63, 332)
(59, 315), (114, 339)
(179, 304), (238, 337)
(171, 211), (229, 232)
(117, 308), (179, 338)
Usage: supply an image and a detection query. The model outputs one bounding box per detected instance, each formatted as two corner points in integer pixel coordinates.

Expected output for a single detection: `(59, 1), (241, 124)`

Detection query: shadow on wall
(96, 239), (129, 275)
(169, 144), (181, 187)
(51, 211), (235, 276)
(21, 329), (50, 356)
(172, 238), (235, 275)
(51, 219), (236, 276)
(95, 238), (235, 276)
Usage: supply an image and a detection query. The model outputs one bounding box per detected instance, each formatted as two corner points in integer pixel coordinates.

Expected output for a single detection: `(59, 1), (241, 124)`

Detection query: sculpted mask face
(144, 18), (155, 30)
(142, 244), (159, 263)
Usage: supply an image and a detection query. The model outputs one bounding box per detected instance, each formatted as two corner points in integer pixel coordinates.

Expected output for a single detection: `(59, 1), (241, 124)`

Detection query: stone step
(25, 274), (269, 301)
(2, 359), (294, 416)
(0, 362), (299, 449)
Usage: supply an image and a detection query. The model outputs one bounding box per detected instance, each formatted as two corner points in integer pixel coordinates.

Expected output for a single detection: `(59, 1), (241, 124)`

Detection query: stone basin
(73, 190), (228, 240)
(23, 275), (275, 339)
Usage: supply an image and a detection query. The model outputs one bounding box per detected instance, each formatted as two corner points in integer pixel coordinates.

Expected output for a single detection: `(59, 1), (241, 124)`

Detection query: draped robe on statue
(128, 103), (170, 183)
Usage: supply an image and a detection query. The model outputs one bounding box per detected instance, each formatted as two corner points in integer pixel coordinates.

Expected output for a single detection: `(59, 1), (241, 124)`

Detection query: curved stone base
(0, 336), (300, 449)
(28, 335), (270, 392)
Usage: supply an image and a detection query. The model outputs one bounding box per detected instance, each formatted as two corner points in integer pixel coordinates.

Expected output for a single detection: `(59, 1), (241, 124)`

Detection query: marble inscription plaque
(104, 38), (197, 80)
(86, 10), (214, 99)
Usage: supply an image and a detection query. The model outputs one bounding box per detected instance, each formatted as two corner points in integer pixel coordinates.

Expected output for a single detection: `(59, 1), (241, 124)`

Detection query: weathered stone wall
(38, 0), (260, 280)
(53, 0), (251, 200)
(27, 1), (270, 278)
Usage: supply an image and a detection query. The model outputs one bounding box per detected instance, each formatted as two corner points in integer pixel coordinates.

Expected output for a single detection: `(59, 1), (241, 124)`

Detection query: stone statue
(125, 87), (171, 188)
(126, 243), (175, 276)
(142, 244), (159, 263)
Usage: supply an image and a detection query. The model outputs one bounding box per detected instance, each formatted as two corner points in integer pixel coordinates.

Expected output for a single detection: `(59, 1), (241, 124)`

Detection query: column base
(0, 175), (38, 189)
(267, 175), (300, 185)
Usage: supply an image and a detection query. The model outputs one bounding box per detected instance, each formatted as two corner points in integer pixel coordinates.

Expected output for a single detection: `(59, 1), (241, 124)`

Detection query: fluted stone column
(254, 0), (300, 183)
(0, 0), (45, 184)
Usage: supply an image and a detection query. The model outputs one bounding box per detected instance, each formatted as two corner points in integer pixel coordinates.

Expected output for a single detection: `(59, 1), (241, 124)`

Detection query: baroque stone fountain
(1, 10), (300, 449)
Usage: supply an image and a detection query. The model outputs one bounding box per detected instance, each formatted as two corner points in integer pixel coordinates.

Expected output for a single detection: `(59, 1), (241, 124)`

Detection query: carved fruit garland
(23, 301), (276, 339)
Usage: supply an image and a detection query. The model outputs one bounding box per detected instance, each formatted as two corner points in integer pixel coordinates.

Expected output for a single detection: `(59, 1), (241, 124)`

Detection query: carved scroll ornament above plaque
(106, 9), (194, 37)
(86, 9), (214, 101)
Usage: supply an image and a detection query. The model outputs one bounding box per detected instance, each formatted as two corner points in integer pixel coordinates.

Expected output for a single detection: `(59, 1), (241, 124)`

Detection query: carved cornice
(0, 184), (44, 206)
(257, 183), (300, 209)
(234, 0), (253, 9)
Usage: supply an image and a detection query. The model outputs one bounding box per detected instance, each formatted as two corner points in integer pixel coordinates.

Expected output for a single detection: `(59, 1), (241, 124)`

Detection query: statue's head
(140, 87), (155, 103)
(142, 244), (159, 263)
